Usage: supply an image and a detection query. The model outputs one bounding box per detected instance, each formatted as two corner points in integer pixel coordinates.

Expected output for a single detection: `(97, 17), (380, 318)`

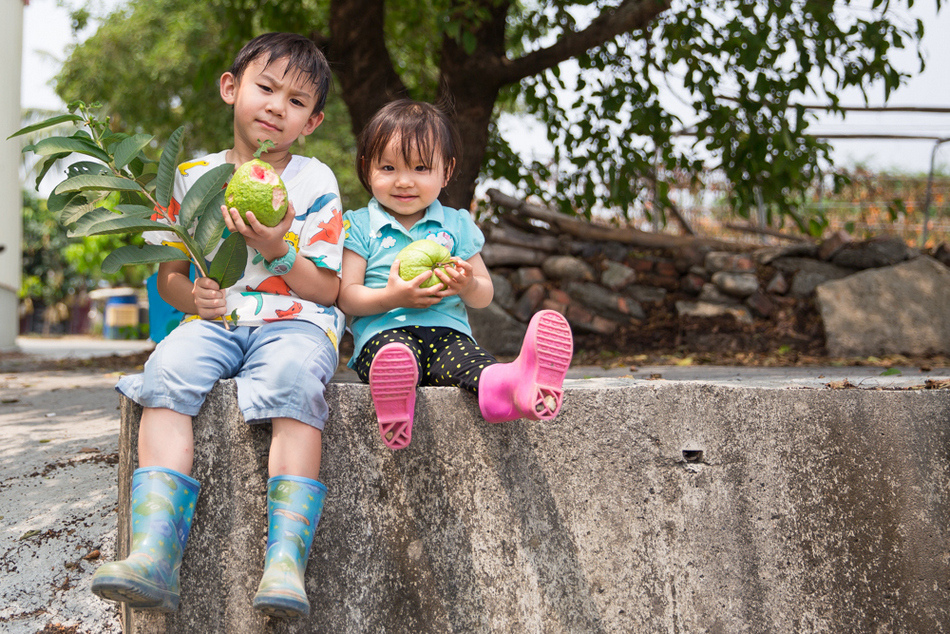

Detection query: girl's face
(368, 136), (450, 229)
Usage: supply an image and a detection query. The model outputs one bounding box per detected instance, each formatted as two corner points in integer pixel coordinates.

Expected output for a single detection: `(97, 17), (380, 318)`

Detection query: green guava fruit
(397, 239), (454, 288)
(224, 159), (288, 227)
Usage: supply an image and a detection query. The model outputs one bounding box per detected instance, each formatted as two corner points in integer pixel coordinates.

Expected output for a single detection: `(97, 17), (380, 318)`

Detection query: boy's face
(220, 55), (324, 158)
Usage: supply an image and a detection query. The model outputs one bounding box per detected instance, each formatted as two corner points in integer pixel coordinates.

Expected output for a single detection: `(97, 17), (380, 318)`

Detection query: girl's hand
(193, 276), (226, 320)
(222, 201), (295, 258)
(431, 257), (474, 298)
(385, 259), (444, 309)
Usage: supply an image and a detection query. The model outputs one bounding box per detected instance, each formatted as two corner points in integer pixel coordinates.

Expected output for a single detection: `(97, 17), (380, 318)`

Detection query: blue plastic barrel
(104, 294), (139, 339)
(147, 272), (190, 343)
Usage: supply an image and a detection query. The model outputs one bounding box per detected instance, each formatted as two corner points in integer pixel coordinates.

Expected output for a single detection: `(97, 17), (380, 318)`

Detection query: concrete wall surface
(117, 379), (950, 633)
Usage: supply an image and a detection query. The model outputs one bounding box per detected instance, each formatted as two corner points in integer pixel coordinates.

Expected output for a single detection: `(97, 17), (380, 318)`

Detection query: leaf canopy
(53, 0), (934, 232)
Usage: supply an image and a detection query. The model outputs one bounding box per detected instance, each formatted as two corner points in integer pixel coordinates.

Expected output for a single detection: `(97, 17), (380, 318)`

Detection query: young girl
(338, 99), (574, 450)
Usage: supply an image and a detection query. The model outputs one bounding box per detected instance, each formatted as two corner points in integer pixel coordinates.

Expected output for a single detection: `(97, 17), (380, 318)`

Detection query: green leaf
(113, 204), (158, 218)
(101, 244), (190, 274)
(156, 127), (184, 208)
(193, 189), (227, 256)
(177, 163), (232, 231)
(33, 152), (70, 190)
(69, 208), (170, 237)
(207, 232), (247, 289)
(53, 174), (145, 195)
(113, 133), (154, 169)
(7, 113), (84, 139)
(880, 368), (902, 376)
(28, 136), (110, 163)
(57, 192), (105, 225)
(66, 161), (111, 178)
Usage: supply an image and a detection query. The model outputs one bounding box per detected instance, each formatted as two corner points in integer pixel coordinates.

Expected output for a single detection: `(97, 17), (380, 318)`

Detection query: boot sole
(253, 594), (310, 619)
(520, 310), (573, 419)
(91, 574), (178, 611)
(369, 343), (418, 450)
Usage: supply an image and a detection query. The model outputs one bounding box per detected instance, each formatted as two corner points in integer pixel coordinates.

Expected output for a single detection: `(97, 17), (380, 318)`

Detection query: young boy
(91, 33), (344, 619)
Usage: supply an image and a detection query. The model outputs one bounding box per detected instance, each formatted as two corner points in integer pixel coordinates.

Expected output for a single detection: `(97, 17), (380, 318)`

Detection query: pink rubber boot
(479, 310), (573, 423)
(369, 342), (419, 449)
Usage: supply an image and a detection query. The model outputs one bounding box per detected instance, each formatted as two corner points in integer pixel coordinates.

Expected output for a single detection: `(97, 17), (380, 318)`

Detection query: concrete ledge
(117, 379), (950, 633)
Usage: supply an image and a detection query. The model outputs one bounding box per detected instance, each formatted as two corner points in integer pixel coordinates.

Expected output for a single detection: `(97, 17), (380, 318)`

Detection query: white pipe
(0, 1), (24, 350)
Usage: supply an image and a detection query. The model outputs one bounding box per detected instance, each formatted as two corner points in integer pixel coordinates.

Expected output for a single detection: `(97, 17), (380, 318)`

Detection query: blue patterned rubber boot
(91, 467), (200, 612)
(253, 475), (327, 618)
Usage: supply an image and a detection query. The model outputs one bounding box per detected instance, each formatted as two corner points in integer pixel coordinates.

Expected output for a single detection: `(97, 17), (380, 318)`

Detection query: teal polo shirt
(343, 198), (485, 367)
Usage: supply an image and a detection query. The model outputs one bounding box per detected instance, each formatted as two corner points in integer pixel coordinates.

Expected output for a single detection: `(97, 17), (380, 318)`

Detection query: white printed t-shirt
(144, 150), (346, 349)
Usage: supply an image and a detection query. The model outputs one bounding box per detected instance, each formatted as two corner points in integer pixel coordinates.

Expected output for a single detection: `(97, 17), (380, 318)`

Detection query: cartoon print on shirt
(285, 232), (300, 251)
(295, 193), (338, 221)
(151, 198), (181, 223)
(305, 255), (330, 269)
(265, 302), (303, 321)
(246, 277), (292, 296)
(177, 159), (210, 175)
(160, 240), (189, 256)
(308, 208), (343, 246)
(381, 236), (397, 249)
(241, 291), (265, 314)
(423, 230), (455, 254)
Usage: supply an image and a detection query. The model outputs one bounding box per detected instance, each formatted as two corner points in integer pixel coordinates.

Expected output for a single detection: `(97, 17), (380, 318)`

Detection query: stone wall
(476, 191), (950, 357)
(117, 379), (950, 633)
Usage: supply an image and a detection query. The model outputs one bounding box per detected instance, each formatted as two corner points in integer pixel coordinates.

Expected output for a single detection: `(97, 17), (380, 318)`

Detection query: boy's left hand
(431, 257), (475, 297)
(222, 201), (295, 257)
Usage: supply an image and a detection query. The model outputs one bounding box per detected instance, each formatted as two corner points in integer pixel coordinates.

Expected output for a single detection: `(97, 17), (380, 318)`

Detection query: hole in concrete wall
(682, 449), (703, 463)
(681, 441), (704, 463)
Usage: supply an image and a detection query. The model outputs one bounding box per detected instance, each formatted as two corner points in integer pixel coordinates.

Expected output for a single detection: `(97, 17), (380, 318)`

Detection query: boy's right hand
(385, 259), (444, 309)
(193, 277), (227, 320)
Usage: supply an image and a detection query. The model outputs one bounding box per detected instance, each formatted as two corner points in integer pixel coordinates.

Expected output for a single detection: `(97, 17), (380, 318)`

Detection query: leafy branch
(9, 101), (246, 289)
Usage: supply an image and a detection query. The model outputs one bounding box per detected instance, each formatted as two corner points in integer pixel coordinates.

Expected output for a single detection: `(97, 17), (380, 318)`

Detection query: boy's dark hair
(229, 32), (332, 114)
(356, 99), (462, 193)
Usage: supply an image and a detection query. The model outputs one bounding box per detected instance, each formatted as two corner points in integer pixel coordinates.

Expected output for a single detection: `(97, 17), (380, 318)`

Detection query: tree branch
(493, 0), (672, 85)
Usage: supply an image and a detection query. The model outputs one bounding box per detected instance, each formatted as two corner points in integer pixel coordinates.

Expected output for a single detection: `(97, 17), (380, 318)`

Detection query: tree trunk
(436, 2), (510, 210)
(326, 0), (408, 140)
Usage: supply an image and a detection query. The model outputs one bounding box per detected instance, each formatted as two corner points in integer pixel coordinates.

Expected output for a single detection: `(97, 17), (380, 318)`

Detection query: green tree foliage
(12, 103), (246, 289)
(55, 0), (362, 207)
(20, 189), (147, 306)
(55, 0), (937, 234)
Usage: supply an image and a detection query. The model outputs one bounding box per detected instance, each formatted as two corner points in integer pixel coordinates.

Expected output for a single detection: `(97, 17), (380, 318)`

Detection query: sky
(20, 0), (950, 175)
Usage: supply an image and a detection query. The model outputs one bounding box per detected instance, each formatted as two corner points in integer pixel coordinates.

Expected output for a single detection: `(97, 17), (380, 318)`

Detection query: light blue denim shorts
(116, 319), (338, 430)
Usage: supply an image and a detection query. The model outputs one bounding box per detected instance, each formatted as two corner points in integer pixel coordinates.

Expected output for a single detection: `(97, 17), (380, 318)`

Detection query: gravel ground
(0, 369), (124, 634)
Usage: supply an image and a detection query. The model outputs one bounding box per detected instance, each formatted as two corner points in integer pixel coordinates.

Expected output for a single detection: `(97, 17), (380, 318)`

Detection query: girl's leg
(425, 330), (496, 394)
(478, 310), (574, 423)
(355, 329), (424, 450)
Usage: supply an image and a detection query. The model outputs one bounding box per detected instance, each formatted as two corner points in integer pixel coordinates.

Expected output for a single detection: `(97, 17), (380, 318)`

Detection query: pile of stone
(471, 189), (950, 358)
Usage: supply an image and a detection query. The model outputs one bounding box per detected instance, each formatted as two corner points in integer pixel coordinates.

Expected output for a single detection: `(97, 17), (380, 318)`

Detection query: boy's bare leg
(268, 418), (323, 479)
(138, 407), (195, 476)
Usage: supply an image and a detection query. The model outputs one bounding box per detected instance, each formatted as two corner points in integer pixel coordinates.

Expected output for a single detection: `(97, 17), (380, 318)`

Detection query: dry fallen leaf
(825, 379), (855, 390)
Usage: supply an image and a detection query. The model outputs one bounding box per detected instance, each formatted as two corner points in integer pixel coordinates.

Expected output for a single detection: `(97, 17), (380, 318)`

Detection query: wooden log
(486, 189), (746, 252)
(480, 242), (548, 267)
(482, 222), (563, 253)
(723, 222), (813, 243)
